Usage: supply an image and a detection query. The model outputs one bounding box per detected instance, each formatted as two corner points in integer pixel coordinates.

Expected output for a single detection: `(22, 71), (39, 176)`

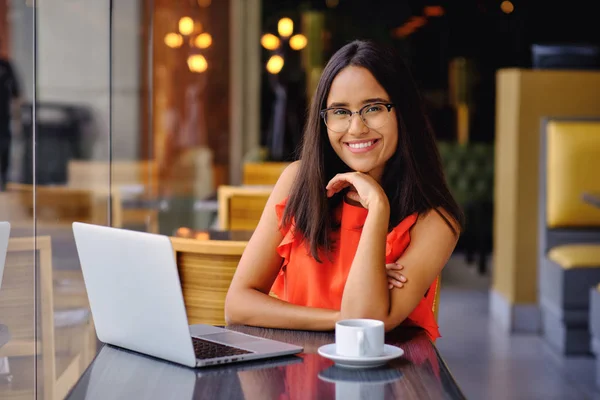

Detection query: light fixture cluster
(164, 15), (213, 73)
(261, 17), (308, 75)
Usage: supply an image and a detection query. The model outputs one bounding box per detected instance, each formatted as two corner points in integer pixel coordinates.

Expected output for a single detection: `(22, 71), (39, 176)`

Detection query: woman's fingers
(326, 173), (356, 190)
(326, 174), (355, 197)
(388, 278), (404, 289)
(386, 263), (407, 289)
(386, 264), (407, 281)
(385, 263), (404, 270)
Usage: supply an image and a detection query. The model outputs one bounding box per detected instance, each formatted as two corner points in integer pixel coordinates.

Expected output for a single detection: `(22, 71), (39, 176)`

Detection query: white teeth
(348, 141), (373, 149)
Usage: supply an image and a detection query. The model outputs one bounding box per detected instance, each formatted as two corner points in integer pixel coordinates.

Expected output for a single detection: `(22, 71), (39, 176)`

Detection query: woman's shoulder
(413, 207), (462, 240)
(270, 160), (302, 211)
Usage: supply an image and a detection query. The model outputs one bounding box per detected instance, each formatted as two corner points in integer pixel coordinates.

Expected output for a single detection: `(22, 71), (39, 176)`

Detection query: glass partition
(0, 0), (36, 398)
(1, 0), (238, 398)
(36, 0), (112, 399)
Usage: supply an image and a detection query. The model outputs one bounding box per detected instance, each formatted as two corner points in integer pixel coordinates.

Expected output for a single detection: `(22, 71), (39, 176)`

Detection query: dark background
(259, 0), (600, 157)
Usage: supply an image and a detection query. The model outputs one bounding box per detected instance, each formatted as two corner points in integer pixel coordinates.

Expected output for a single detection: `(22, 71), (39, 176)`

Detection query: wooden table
(65, 325), (464, 399)
(583, 192), (600, 208)
(0, 325), (8, 349)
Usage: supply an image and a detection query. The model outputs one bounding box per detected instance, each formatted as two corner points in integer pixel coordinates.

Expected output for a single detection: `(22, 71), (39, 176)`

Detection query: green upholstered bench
(437, 141), (494, 274)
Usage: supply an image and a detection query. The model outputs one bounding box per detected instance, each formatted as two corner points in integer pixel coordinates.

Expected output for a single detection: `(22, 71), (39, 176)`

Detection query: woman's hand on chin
(325, 171), (389, 211)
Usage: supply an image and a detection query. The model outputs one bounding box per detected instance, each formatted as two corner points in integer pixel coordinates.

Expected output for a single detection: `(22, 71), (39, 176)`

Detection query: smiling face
(324, 66), (398, 182)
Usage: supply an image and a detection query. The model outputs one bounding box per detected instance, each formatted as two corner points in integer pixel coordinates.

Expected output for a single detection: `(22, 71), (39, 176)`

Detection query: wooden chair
(0, 237), (94, 400)
(242, 162), (290, 186)
(67, 160), (160, 233)
(5, 182), (125, 230)
(217, 186), (273, 230)
(5, 183), (111, 226)
(170, 237), (247, 326)
(67, 160), (158, 194)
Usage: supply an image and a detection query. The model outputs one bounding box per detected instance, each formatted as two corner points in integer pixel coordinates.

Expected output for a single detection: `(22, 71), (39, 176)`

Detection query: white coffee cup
(335, 319), (385, 357)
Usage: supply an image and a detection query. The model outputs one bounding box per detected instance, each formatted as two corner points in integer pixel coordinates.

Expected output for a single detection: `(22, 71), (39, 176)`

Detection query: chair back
(6, 182), (121, 228)
(218, 185), (272, 230)
(170, 237), (247, 326)
(67, 160), (158, 192)
(242, 162), (290, 186)
(0, 236), (56, 399)
(6, 183), (107, 225)
(0, 236), (93, 399)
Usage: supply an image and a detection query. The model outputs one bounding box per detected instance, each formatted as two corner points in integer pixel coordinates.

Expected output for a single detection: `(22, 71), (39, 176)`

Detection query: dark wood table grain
(583, 192), (600, 208)
(0, 325), (8, 349)
(65, 325), (465, 400)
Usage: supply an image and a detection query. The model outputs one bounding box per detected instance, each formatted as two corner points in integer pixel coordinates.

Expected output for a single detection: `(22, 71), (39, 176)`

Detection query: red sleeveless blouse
(270, 197), (441, 341)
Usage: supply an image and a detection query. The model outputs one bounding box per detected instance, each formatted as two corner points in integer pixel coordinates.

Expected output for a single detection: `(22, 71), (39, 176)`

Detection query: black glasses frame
(319, 103), (395, 131)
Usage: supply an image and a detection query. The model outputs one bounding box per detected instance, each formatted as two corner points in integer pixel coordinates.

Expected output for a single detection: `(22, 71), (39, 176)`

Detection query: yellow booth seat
(547, 244), (600, 269)
(546, 121), (600, 228)
(538, 118), (600, 356)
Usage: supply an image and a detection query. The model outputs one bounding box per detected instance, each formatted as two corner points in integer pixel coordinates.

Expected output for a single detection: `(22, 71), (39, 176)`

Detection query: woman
(225, 40), (463, 341)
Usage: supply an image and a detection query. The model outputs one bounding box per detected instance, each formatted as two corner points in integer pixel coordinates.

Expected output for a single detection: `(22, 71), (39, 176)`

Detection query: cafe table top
(65, 324), (465, 400)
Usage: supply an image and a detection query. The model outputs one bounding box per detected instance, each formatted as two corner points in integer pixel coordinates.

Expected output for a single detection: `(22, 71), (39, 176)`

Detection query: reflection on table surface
(66, 325), (465, 400)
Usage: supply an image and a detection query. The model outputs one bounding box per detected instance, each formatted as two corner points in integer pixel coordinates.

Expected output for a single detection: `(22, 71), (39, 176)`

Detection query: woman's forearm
(225, 288), (340, 331)
(340, 201), (390, 320)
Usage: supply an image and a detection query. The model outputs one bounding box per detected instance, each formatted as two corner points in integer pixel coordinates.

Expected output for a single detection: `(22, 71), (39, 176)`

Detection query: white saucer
(317, 344), (404, 369)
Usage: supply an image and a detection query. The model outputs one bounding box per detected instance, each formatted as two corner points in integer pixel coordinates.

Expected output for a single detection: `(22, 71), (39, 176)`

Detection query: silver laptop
(0, 222), (10, 291)
(72, 222), (302, 368)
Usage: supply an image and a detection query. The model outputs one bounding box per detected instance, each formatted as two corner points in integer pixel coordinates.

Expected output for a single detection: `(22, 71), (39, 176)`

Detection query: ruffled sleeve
(274, 197), (295, 267)
(271, 197), (294, 299)
(385, 213), (419, 261)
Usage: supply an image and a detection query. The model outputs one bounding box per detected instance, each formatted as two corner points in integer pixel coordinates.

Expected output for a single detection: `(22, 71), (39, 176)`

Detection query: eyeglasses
(320, 102), (395, 133)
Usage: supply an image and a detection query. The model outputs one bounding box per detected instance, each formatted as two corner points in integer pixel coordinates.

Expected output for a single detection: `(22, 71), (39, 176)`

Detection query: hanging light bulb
(187, 54), (208, 73)
(424, 6), (445, 17)
(261, 33), (281, 50)
(500, 0), (514, 14)
(179, 17), (194, 35)
(266, 55), (284, 74)
(277, 17), (293, 38)
(289, 34), (307, 50)
(164, 33), (184, 48)
(193, 33), (213, 49)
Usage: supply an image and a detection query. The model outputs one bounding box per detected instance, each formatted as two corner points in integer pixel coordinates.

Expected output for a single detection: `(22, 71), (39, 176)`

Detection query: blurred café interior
(1, 0), (600, 398)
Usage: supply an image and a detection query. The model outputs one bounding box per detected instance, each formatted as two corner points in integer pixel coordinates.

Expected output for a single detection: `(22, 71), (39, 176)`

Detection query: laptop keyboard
(192, 337), (253, 360)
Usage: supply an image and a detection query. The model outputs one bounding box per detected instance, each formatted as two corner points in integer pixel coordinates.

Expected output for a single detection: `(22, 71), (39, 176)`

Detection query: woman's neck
(367, 165), (385, 183)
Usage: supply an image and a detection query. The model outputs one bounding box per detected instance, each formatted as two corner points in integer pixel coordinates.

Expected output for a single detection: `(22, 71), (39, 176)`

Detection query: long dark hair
(283, 40), (464, 262)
